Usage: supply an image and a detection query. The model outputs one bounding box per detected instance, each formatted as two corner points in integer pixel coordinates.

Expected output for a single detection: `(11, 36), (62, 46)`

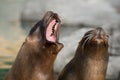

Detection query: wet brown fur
(58, 27), (109, 80)
(4, 11), (63, 80)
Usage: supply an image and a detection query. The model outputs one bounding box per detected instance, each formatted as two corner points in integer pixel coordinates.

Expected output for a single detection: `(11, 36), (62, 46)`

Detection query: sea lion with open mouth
(58, 27), (109, 80)
(4, 11), (63, 80)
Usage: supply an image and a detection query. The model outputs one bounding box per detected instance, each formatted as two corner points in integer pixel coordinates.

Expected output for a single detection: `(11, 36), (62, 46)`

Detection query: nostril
(94, 38), (104, 44)
(56, 20), (58, 23)
(106, 34), (109, 38)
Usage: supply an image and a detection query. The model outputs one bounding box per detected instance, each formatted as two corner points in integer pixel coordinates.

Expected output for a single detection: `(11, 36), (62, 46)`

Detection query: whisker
(81, 37), (90, 49)
(81, 33), (94, 50)
(83, 34), (92, 39)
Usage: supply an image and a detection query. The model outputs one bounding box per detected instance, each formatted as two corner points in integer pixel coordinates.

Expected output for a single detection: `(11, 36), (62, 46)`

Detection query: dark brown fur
(4, 11), (63, 80)
(58, 27), (109, 80)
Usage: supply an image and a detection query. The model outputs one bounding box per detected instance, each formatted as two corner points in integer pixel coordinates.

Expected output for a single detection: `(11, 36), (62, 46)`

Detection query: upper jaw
(42, 11), (61, 43)
(42, 11), (60, 26)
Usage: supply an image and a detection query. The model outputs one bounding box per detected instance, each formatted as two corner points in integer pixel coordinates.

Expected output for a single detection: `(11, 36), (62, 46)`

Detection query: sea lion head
(80, 27), (109, 56)
(25, 11), (63, 58)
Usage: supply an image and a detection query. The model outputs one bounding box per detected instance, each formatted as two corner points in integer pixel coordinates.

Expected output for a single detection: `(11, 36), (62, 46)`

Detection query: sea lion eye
(106, 34), (109, 38)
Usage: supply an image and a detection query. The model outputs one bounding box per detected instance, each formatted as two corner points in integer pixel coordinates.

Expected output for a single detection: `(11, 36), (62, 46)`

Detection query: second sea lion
(58, 27), (109, 80)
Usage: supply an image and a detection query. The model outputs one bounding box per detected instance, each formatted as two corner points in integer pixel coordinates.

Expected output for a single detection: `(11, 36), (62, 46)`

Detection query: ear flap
(57, 43), (64, 52)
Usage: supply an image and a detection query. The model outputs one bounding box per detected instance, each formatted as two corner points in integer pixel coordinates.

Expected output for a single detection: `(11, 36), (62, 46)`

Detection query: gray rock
(107, 56), (120, 79)
(107, 0), (120, 13)
(108, 24), (120, 56)
(21, 0), (46, 21)
(21, 0), (120, 26)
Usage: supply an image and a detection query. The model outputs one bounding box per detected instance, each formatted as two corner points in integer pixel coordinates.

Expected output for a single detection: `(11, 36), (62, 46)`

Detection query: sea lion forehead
(95, 27), (106, 35)
(85, 27), (108, 37)
(42, 11), (60, 24)
(42, 11), (53, 21)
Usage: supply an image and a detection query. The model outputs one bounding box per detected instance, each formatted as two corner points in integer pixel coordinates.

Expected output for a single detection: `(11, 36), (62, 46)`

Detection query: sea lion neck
(18, 41), (63, 77)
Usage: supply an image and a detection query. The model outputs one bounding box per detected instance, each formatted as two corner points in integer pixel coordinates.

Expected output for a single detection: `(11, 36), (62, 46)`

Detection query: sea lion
(58, 27), (109, 80)
(4, 11), (63, 80)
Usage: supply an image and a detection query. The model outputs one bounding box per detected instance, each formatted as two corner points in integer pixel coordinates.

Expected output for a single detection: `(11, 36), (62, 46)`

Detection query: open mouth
(45, 14), (60, 43)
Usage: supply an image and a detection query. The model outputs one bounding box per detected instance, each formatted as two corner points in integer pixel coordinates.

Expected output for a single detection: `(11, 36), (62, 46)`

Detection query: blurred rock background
(0, 0), (120, 80)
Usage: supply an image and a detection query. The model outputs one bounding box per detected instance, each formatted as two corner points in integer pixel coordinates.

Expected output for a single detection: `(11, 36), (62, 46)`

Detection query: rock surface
(21, 0), (120, 25)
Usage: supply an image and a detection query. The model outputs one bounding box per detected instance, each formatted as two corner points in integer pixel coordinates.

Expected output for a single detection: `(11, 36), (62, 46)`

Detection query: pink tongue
(46, 19), (58, 42)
